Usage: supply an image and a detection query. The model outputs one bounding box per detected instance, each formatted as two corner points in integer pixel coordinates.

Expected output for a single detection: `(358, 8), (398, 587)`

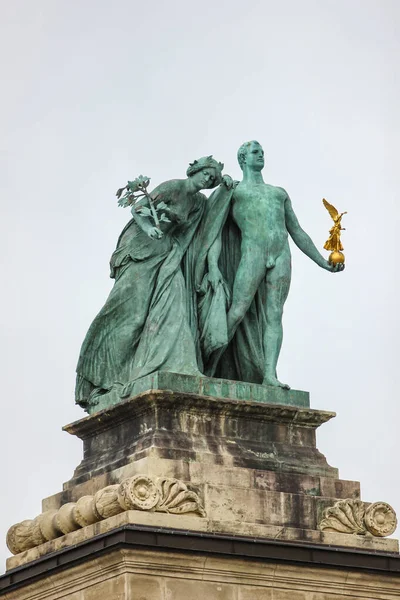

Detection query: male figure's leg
(262, 249), (291, 388)
(227, 248), (266, 342)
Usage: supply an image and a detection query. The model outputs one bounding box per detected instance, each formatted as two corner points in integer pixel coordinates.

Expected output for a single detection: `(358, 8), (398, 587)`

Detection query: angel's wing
(322, 198), (339, 220)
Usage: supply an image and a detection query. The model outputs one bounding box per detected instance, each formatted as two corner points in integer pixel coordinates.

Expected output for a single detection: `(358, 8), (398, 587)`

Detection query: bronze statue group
(76, 141), (344, 411)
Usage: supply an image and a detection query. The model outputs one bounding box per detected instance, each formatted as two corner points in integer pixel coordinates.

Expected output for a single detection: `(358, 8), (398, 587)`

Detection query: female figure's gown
(75, 180), (205, 411)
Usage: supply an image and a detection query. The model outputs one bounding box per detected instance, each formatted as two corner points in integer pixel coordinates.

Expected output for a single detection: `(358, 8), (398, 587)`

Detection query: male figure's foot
(262, 375), (290, 390)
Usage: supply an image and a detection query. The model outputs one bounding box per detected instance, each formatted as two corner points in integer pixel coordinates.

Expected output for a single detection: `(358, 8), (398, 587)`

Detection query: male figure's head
(237, 140), (265, 172)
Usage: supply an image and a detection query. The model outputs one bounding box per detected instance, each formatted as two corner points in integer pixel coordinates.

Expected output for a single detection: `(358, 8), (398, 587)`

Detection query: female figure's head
(186, 156), (224, 190)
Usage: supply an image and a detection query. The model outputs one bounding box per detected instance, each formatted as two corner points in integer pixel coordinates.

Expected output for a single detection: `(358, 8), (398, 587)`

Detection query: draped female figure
(76, 156), (224, 412)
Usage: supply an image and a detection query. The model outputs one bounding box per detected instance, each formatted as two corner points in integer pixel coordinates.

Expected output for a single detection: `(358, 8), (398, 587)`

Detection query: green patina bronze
(89, 372), (310, 414)
(202, 141), (344, 388)
(75, 156), (225, 411)
(76, 143), (344, 414)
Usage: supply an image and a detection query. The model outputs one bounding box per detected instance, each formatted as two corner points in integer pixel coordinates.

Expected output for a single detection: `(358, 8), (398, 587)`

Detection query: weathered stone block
(62, 391), (336, 490)
(189, 462), (253, 489)
(83, 575), (126, 600)
(127, 576), (164, 600)
(165, 580), (236, 600)
(239, 588), (274, 600)
(319, 476), (360, 499)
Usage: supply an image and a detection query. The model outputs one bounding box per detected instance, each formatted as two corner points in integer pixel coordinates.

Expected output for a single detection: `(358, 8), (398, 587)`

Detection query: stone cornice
(1, 524), (399, 596)
(63, 391), (335, 439)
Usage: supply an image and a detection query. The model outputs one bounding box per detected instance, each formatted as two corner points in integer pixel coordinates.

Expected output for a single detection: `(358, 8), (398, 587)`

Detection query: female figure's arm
(131, 207), (162, 239)
(205, 176), (235, 290)
(207, 236), (223, 291)
(130, 193), (163, 239)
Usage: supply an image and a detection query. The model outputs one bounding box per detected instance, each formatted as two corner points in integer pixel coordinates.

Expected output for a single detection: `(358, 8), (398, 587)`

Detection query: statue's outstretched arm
(284, 193), (333, 271)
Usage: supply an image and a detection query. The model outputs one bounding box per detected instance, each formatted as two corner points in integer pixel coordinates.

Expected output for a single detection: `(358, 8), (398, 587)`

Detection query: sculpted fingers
(222, 174), (233, 189)
(208, 268), (223, 291)
(333, 263), (345, 273)
(147, 227), (163, 239)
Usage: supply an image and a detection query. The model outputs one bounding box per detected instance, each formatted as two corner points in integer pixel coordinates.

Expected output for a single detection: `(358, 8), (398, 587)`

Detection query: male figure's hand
(324, 261), (345, 273)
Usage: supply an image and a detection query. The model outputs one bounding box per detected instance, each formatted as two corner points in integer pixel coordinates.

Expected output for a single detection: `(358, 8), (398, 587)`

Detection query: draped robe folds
(75, 181), (205, 410)
(76, 181), (267, 412)
(188, 184), (267, 384)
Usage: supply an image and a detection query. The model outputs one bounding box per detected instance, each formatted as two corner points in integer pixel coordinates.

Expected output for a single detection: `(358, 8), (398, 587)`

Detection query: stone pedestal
(2, 375), (399, 598)
(61, 388), (337, 493)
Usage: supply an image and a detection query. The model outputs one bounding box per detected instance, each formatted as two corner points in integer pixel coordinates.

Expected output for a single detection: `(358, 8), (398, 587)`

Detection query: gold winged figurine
(322, 198), (347, 265)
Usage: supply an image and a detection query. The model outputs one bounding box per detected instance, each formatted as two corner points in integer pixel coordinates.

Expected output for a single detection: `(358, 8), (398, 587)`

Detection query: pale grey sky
(0, 0), (399, 570)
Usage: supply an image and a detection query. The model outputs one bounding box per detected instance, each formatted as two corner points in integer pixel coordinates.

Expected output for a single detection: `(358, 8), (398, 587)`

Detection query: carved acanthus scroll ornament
(319, 498), (397, 537)
(7, 475), (205, 555)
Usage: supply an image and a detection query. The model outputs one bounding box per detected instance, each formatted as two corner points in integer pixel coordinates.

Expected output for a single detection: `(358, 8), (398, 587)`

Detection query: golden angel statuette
(322, 199), (347, 265)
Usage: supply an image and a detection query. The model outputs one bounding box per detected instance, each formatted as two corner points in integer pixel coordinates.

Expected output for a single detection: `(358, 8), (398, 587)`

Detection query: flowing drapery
(76, 185), (205, 411)
(189, 185), (266, 383)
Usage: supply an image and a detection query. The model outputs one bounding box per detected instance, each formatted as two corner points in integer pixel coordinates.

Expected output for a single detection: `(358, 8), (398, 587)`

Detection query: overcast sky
(0, 0), (399, 570)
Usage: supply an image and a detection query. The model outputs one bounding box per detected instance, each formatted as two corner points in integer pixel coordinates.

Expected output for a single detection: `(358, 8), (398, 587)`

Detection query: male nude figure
(208, 141), (344, 388)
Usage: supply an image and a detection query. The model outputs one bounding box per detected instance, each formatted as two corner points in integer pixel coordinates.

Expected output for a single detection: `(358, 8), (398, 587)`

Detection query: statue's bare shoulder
(232, 181), (288, 202)
(270, 184), (289, 199)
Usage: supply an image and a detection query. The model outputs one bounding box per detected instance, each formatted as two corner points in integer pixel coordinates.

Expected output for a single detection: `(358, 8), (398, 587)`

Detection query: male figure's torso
(232, 182), (290, 267)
